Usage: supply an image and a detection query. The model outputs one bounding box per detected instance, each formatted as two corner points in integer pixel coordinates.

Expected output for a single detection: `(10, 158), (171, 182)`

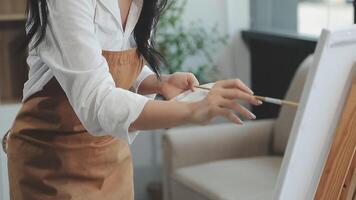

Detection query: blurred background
(0, 0), (354, 200)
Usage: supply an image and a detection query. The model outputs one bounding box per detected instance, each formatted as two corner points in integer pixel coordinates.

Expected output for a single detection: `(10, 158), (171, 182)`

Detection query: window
(298, 0), (353, 36)
(251, 0), (354, 37)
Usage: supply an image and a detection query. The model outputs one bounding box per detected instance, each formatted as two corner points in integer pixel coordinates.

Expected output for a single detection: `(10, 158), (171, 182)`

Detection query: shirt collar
(97, 0), (143, 35)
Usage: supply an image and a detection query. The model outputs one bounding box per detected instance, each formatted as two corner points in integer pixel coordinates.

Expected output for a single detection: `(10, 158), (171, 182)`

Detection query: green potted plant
(156, 0), (228, 84)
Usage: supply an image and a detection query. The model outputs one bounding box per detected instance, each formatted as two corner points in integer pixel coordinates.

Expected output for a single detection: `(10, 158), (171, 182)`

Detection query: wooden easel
(315, 77), (356, 200)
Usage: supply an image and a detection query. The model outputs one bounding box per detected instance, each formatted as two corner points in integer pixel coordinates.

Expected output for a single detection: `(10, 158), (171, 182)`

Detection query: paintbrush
(253, 95), (299, 107)
(194, 85), (299, 107)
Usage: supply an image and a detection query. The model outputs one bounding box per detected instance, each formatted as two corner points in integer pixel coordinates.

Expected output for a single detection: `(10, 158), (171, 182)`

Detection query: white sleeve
(133, 65), (157, 99)
(39, 0), (148, 143)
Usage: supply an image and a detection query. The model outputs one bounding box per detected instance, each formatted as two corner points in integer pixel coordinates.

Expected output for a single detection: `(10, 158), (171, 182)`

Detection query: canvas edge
(273, 28), (332, 200)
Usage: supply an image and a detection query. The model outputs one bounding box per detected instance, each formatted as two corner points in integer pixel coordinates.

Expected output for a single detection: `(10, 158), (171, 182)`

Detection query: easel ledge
(315, 77), (356, 200)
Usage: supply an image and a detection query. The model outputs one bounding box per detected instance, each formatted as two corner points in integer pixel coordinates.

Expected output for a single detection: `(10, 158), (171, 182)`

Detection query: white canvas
(274, 26), (356, 200)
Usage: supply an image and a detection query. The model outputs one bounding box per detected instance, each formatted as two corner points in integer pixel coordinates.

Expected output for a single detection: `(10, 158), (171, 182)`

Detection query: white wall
(0, 104), (21, 200)
(181, 0), (250, 34)
(218, 0), (251, 87)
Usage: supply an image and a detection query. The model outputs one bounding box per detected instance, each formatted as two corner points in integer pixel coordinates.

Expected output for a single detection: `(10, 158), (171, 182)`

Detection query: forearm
(130, 100), (194, 131)
(137, 74), (168, 95)
(130, 79), (261, 132)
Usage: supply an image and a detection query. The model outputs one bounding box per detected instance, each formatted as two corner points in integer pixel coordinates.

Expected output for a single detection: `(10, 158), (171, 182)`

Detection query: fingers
(212, 107), (243, 124)
(213, 79), (263, 105)
(187, 73), (200, 92)
(219, 89), (263, 105)
(220, 99), (256, 120)
(216, 79), (254, 95)
(202, 92), (258, 124)
(197, 78), (262, 125)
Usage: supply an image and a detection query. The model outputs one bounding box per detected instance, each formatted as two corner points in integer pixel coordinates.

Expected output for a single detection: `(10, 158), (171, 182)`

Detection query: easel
(315, 77), (356, 200)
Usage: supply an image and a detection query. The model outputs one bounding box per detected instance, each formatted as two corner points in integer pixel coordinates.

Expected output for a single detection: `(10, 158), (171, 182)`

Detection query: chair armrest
(162, 119), (275, 172)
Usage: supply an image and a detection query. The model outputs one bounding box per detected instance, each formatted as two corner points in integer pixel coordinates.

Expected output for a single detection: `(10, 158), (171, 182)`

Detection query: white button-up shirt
(23, 0), (155, 144)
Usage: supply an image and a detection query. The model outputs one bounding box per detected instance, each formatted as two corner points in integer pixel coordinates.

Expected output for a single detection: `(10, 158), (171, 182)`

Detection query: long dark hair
(24, 0), (167, 76)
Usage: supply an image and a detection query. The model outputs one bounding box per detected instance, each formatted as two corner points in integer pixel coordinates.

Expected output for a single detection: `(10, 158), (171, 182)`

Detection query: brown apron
(5, 48), (144, 200)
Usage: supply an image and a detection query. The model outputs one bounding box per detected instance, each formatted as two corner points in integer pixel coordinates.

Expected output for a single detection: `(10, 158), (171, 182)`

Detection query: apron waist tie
(2, 129), (10, 154)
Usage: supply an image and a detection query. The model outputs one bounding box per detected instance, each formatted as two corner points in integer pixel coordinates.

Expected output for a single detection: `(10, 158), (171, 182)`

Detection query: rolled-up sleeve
(38, 0), (148, 143)
(133, 65), (154, 92)
(133, 65), (157, 99)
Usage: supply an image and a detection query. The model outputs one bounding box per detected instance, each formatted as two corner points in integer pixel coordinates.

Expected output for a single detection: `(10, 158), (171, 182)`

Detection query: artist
(3, 0), (262, 199)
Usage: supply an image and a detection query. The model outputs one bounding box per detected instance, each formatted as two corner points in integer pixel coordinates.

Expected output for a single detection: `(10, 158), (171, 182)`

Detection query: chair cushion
(273, 55), (312, 154)
(172, 156), (283, 200)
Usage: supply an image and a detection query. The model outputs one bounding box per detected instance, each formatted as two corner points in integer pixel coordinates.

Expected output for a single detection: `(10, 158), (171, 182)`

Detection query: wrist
(138, 74), (165, 95)
(158, 74), (170, 95)
(185, 101), (200, 124)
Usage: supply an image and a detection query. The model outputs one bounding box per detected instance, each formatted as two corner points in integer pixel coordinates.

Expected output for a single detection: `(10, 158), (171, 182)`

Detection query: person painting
(3, 0), (262, 199)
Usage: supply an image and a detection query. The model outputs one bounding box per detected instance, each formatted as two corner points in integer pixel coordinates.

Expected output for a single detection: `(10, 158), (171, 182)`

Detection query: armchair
(162, 56), (313, 200)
